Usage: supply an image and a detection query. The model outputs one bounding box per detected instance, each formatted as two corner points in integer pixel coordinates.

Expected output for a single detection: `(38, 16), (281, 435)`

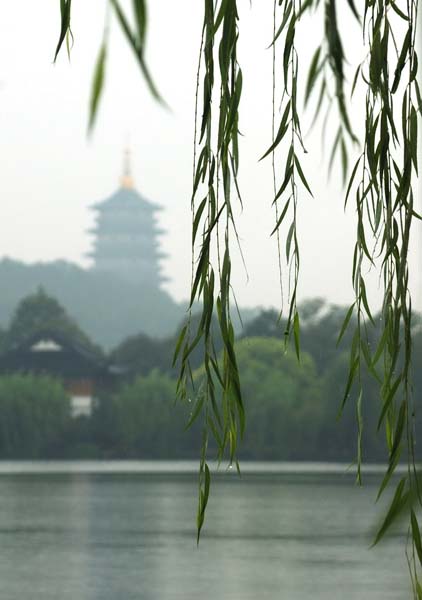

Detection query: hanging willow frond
(338, 0), (421, 592)
(53, 0), (421, 589)
(173, 0), (245, 541)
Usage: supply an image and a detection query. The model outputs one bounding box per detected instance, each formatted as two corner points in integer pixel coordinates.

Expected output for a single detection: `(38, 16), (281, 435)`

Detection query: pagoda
(88, 151), (166, 287)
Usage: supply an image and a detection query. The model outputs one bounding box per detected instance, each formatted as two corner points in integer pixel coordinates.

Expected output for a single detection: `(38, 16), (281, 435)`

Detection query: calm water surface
(0, 461), (410, 599)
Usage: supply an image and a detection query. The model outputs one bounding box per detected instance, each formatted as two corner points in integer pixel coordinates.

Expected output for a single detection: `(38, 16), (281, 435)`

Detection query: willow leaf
(373, 478), (409, 546)
(196, 462), (210, 543)
(294, 155), (313, 197)
(54, 0), (72, 62)
(360, 278), (375, 324)
(356, 389), (363, 483)
(172, 324), (188, 367)
(293, 311), (300, 361)
(110, 0), (164, 103)
(270, 198), (291, 235)
(271, 1), (293, 46)
(283, 18), (296, 88)
(273, 168), (293, 206)
(286, 221), (295, 261)
(88, 41), (107, 133)
(260, 101), (291, 160)
(186, 391), (206, 429)
(391, 29), (411, 94)
(389, 0), (409, 21)
(415, 81), (422, 113)
(346, 0), (361, 21)
(337, 302), (355, 346)
(410, 53), (418, 82)
(192, 197), (207, 244)
(411, 510), (422, 566)
(340, 355), (359, 412)
(410, 106), (418, 174)
(345, 154), (363, 207)
(132, 0), (147, 46)
(304, 47), (322, 106)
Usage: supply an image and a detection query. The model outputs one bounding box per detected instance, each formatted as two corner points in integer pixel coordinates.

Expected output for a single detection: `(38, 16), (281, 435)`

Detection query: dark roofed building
(0, 330), (109, 417)
(87, 150), (167, 287)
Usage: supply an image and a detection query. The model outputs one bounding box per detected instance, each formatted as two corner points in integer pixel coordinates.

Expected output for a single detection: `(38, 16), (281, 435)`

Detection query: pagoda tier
(88, 179), (167, 287)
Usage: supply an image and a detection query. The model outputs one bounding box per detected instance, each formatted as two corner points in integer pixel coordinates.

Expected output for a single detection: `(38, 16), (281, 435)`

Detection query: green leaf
(391, 28), (411, 94)
(337, 302), (355, 346)
(54, 0), (72, 62)
(213, 0), (229, 34)
(270, 198), (291, 235)
(346, 0), (361, 21)
(415, 81), (422, 114)
(283, 17), (296, 89)
(196, 461), (211, 543)
(410, 106), (418, 174)
(186, 390), (206, 429)
(271, 1), (293, 46)
(356, 388), (363, 483)
(293, 311), (300, 361)
(351, 64), (361, 97)
(340, 136), (348, 185)
(360, 277), (374, 325)
(260, 101), (291, 161)
(371, 326), (387, 367)
(286, 221), (295, 261)
(110, 0), (164, 104)
(340, 355), (358, 413)
(294, 155), (313, 197)
(305, 47), (322, 106)
(389, 0), (409, 21)
(411, 510), (422, 566)
(372, 477), (409, 546)
(272, 168), (293, 205)
(328, 127), (341, 175)
(192, 197), (207, 244)
(410, 52), (418, 82)
(376, 450), (401, 500)
(88, 41), (107, 133)
(172, 324), (188, 367)
(345, 154), (363, 207)
(132, 0), (147, 46)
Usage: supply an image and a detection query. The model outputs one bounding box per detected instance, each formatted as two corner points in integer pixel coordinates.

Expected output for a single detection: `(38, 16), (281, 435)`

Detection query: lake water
(0, 461), (410, 599)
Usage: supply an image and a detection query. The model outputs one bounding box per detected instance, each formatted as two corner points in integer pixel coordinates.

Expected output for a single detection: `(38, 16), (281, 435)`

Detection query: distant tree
(242, 309), (282, 339)
(213, 337), (323, 460)
(110, 332), (173, 378)
(299, 300), (356, 374)
(97, 371), (198, 458)
(0, 374), (71, 458)
(4, 287), (101, 354)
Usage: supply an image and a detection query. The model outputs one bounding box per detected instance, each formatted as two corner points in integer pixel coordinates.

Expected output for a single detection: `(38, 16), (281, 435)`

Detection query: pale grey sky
(0, 2), (420, 310)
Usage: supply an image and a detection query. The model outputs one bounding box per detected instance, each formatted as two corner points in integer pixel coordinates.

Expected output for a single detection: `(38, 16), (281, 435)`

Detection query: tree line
(0, 291), (420, 461)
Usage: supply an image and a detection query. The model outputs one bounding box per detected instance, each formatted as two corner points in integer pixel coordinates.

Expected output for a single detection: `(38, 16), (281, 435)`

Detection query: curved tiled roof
(92, 187), (162, 212)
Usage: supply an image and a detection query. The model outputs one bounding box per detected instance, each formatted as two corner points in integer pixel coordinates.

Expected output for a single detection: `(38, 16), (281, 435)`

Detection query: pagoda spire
(120, 147), (134, 189)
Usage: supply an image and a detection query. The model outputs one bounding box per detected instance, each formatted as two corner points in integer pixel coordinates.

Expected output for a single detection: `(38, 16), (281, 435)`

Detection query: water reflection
(0, 463), (410, 599)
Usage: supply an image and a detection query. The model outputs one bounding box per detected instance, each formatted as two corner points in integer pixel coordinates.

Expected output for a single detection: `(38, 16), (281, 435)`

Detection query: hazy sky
(0, 2), (420, 310)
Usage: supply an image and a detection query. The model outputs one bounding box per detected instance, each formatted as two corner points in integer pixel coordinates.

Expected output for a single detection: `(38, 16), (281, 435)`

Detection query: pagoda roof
(92, 187), (162, 212)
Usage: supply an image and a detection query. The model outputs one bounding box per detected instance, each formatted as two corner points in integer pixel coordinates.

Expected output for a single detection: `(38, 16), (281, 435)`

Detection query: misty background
(0, 1), (420, 314)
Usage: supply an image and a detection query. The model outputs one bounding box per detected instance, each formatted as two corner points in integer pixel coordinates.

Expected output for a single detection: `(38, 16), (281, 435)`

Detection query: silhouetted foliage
(4, 287), (101, 355)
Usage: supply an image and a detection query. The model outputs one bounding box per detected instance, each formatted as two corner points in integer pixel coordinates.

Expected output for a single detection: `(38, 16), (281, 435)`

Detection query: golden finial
(120, 147), (134, 189)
